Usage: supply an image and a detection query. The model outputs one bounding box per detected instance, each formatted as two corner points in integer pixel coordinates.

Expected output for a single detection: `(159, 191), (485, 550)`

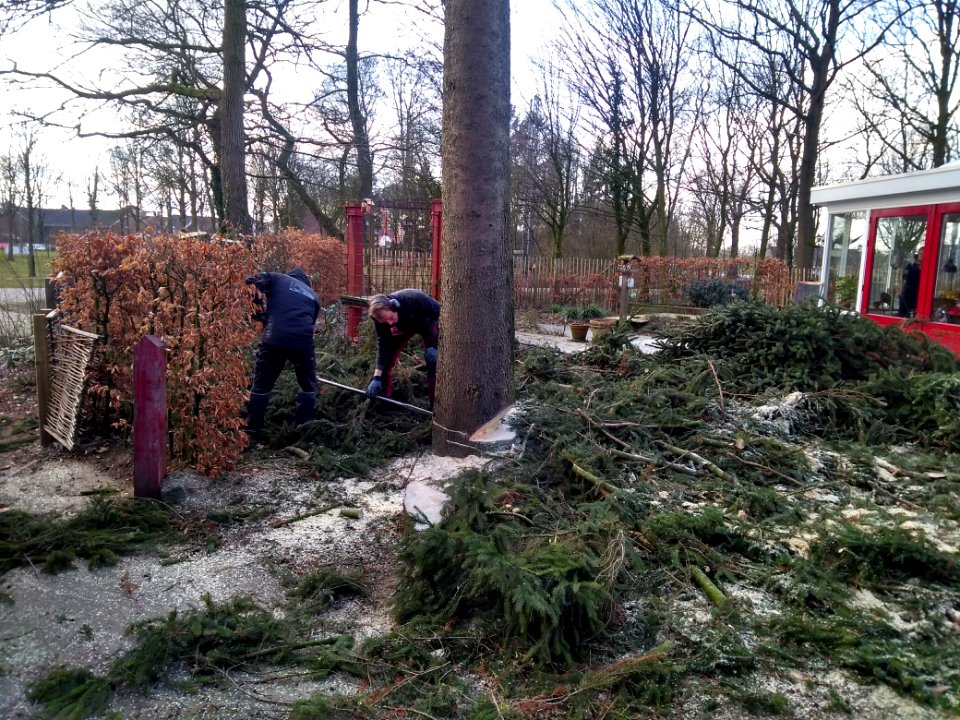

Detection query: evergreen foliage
(261, 330), (432, 479)
(867, 369), (960, 450)
(812, 522), (960, 586)
(394, 471), (618, 663)
(684, 277), (750, 307)
(655, 302), (959, 392)
(561, 303), (607, 321)
(110, 594), (289, 684)
(287, 569), (366, 615)
(19, 301), (960, 717)
(26, 668), (111, 720)
(0, 495), (174, 576)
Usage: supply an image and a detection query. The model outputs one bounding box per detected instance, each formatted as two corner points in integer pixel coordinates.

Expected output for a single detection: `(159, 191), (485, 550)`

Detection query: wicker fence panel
(45, 321), (98, 450)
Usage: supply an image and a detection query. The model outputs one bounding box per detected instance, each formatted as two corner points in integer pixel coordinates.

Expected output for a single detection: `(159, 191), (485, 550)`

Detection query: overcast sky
(1, 1), (560, 208)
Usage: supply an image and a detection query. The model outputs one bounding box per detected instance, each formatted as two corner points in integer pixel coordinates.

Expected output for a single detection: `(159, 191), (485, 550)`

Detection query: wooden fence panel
(515, 256), (817, 312)
(359, 250), (818, 312)
(515, 257), (619, 312)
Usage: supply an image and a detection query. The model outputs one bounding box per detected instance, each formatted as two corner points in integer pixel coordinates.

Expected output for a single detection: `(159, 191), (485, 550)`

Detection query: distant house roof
(0, 206), (217, 235)
(40, 207), (127, 230)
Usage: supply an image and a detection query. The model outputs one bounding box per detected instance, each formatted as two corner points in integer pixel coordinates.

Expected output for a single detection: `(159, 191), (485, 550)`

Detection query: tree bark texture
(433, 0), (514, 455)
(220, 0), (252, 235)
(347, 0), (373, 202)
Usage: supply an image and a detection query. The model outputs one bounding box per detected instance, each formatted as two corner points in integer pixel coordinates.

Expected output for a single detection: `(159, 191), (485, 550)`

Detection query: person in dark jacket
(898, 253), (921, 317)
(244, 268), (320, 441)
(365, 289), (440, 406)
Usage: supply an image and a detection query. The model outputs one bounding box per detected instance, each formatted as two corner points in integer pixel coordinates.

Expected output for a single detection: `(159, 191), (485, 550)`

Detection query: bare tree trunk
(220, 0), (251, 235)
(347, 0), (373, 201)
(433, 0), (513, 455)
(21, 136), (36, 278)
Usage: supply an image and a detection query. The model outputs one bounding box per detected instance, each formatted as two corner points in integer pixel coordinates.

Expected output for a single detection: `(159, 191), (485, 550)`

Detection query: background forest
(1, 0), (958, 268)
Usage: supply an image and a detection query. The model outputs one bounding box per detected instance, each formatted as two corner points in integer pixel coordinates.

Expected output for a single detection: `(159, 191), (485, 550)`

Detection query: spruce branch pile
(655, 301), (958, 391)
(0, 495), (177, 575)
(388, 304), (960, 715)
(653, 302), (960, 450)
(23, 303), (960, 718)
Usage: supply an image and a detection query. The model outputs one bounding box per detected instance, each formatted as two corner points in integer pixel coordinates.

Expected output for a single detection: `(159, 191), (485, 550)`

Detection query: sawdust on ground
(0, 422), (490, 718)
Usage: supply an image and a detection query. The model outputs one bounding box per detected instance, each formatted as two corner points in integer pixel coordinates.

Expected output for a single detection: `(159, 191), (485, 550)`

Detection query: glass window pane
(826, 212), (866, 309)
(868, 215), (926, 317)
(933, 213), (960, 324)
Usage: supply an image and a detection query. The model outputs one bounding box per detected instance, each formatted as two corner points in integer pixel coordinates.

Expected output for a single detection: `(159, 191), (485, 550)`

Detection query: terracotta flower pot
(589, 317), (617, 343)
(569, 322), (589, 342)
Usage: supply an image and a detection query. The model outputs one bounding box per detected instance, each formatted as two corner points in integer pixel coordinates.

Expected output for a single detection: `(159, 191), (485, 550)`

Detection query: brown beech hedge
(53, 228), (345, 476)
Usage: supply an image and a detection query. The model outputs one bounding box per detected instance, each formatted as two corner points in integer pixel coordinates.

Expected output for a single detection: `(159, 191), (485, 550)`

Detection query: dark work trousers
(251, 343), (318, 395)
(381, 328), (437, 404)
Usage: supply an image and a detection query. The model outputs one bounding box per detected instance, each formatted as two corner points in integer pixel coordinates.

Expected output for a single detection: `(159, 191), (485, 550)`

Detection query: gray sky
(1, 1), (560, 207)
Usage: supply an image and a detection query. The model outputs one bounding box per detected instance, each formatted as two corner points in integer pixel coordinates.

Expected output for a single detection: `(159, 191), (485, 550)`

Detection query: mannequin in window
(898, 254), (921, 317)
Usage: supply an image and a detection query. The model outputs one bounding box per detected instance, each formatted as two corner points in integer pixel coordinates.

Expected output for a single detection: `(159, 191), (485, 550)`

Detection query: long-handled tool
(317, 377), (433, 417)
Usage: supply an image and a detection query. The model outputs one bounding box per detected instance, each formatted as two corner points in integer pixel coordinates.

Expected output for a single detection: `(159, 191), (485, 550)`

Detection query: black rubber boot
(294, 391), (317, 426)
(246, 391), (271, 442)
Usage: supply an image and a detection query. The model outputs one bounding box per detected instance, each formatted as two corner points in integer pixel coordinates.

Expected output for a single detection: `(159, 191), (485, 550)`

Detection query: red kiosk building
(812, 164), (960, 355)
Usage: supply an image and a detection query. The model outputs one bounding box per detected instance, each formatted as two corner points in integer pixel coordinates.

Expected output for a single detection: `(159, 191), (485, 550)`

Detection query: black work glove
(365, 377), (383, 398)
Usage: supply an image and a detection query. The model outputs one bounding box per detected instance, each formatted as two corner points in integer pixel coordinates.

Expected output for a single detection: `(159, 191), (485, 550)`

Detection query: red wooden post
(430, 198), (443, 301)
(134, 335), (167, 499)
(346, 203), (366, 340)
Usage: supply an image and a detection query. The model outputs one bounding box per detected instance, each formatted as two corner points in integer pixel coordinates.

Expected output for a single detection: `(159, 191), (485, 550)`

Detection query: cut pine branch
(562, 452), (617, 496)
(577, 641), (676, 691)
(658, 441), (737, 483)
(690, 566), (727, 607)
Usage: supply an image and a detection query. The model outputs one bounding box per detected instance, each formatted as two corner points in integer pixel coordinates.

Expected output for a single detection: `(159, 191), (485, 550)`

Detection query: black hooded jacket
(373, 288), (440, 372)
(249, 269), (320, 349)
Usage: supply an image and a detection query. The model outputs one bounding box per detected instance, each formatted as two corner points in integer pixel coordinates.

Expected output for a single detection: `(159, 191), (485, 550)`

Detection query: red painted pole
(133, 335), (167, 499)
(346, 204), (366, 340)
(430, 198), (442, 301)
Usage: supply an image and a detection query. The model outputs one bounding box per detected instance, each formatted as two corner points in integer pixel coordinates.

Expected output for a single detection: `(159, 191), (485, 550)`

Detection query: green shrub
(563, 304), (607, 321)
(684, 278), (749, 308)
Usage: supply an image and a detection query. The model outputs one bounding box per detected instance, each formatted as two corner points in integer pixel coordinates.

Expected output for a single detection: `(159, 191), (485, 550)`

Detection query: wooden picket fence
(513, 256), (817, 313)
(514, 256), (619, 311)
(357, 248), (817, 313)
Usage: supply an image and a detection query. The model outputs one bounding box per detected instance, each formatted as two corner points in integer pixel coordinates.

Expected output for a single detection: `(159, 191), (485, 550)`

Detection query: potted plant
(563, 306), (591, 342)
(563, 304), (608, 341)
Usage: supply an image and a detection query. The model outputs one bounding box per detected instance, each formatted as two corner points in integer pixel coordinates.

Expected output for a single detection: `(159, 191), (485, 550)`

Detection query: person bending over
(245, 268), (320, 442)
(366, 289), (440, 406)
